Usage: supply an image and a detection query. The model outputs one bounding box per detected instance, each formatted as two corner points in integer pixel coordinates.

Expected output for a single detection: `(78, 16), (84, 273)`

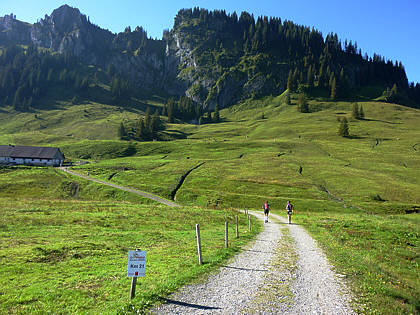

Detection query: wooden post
(196, 224), (202, 265)
(236, 215), (239, 238)
(130, 248), (141, 299)
(248, 215), (252, 232)
(225, 221), (229, 248)
(130, 277), (137, 299)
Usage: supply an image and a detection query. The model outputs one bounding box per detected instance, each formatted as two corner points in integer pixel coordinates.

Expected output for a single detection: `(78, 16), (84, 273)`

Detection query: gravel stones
(152, 211), (355, 314)
(153, 212), (282, 314)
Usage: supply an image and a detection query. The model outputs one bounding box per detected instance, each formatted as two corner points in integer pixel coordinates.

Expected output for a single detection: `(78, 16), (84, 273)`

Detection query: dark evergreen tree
(287, 70), (293, 91)
(352, 103), (360, 119)
(144, 107), (151, 129)
(297, 93), (309, 113)
(307, 65), (314, 87)
(150, 109), (162, 139)
(330, 76), (337, 100)
(118, 122), (127, 140)
(136, 118), (145, 139)
(359, 105), (365, 119)
(338, 117), (349, 137)
(214, 104), (220, 122)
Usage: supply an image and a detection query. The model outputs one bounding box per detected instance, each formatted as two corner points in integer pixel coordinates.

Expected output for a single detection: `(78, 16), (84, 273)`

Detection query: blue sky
(1, 0), (419, 83)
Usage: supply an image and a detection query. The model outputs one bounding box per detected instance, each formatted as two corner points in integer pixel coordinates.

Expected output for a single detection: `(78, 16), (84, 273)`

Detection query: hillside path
(152, 211), (355, 314)
(59, 167), (180, 207)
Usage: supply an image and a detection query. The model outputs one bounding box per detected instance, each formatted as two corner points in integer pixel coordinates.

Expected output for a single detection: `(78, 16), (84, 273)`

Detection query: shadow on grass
(361, 118), (402, 125)
(345, 135), (366, 139)
(163, 129), (190, 139)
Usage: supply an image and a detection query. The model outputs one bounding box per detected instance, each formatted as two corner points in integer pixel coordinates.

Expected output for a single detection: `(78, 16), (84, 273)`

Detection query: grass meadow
(0, 92), (419, 313)
(0, 193), (261, 313)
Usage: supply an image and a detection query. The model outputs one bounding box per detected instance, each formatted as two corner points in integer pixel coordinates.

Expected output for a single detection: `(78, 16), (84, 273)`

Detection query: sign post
(128, 249), (147, 299)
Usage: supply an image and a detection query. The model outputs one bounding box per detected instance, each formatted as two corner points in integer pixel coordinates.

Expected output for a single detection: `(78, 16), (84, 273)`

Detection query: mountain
(1, 5), (419, 111)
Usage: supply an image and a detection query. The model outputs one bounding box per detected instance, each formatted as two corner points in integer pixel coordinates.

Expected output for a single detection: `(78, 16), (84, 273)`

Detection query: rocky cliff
(1, 5), (413, 109)
(0, 5), (291, 109)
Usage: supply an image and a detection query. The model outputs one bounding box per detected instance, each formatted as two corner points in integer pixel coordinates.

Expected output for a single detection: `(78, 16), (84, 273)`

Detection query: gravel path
(152, 212), (283, 314)
(269, 212), (355, 315)
(153, 211), (355, 314)
(60, 168), (355, 313)
(60, 167), (180, 207)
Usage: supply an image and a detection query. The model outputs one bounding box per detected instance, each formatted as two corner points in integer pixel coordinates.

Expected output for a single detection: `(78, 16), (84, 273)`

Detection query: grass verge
(0, 198), (262, 314)
(293, 211), (419, 314)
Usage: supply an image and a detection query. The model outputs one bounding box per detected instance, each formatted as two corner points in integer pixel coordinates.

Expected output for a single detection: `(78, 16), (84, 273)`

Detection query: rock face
(0, 5), (289, 109)
(0, 14), (32, 44)
(30, 5), (113, 65)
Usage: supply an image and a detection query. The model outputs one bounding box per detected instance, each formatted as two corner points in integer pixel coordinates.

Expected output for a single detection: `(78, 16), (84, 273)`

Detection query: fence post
(196, 224), (202, 265)
(225, 221), (229, 248)
(236, 215), (239, 238)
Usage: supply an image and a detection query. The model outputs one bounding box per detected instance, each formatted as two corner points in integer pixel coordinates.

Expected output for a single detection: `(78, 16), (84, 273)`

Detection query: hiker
(263, 200), (270, 223)
(286, 201), (294, 224)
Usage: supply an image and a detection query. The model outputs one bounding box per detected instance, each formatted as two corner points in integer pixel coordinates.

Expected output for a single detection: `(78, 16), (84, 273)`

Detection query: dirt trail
(60, 168), (354, 313)
(269, 212), (355, 314)
(153, 211), (354, 314)
(60, 167), (180, 207)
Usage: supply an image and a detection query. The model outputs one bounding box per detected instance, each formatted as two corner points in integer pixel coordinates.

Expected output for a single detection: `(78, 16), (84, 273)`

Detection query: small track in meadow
(59, 167), (180, 207)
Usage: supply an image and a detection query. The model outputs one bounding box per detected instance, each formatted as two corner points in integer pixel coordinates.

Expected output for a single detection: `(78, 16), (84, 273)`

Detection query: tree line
(174, 8), (420, 107)
(0, 44), (136, 111)
(163, 97), (220, 124)
(0, 45), (87, 110)
(118, 107), (164, 141)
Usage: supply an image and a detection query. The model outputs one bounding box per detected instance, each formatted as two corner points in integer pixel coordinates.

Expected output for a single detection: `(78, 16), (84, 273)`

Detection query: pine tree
(287, 70), (293, 91)
(118, 122), (127, 140)
(285, 91), (291, 105)
(292, 68), (299, 91)
(307, 66), (314, 87)
(352, 103), (360, 119)
(338, 117), (349, 137)
(144, 107), (151, 130)
(136, 118), (145, 140)
(150, 112), (159, 139)
(359, 105), (365, 119)
(391, 83), (398, 96)
(297, 93), (309, 113)
(27, 96), (33, 108)
(330, 76), (337, 100)
(214, 104), (220, 122)
(388, 83), (399, 103)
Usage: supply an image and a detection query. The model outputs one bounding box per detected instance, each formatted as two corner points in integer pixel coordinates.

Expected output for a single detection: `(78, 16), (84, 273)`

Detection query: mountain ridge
(1, 5), (419, 110)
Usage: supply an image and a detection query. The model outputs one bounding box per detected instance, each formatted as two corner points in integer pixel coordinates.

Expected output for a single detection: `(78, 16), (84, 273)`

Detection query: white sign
(128, 250), (147, 277)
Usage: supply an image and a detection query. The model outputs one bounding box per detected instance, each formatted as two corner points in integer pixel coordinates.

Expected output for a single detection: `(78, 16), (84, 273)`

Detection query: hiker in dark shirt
(286, 201), (294, 224)
(263, 201), (270, 223)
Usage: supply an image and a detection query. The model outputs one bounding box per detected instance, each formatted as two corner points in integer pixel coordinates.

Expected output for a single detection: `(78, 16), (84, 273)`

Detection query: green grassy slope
(0, 94), (419, 313)
(0, 168), (261, 313)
